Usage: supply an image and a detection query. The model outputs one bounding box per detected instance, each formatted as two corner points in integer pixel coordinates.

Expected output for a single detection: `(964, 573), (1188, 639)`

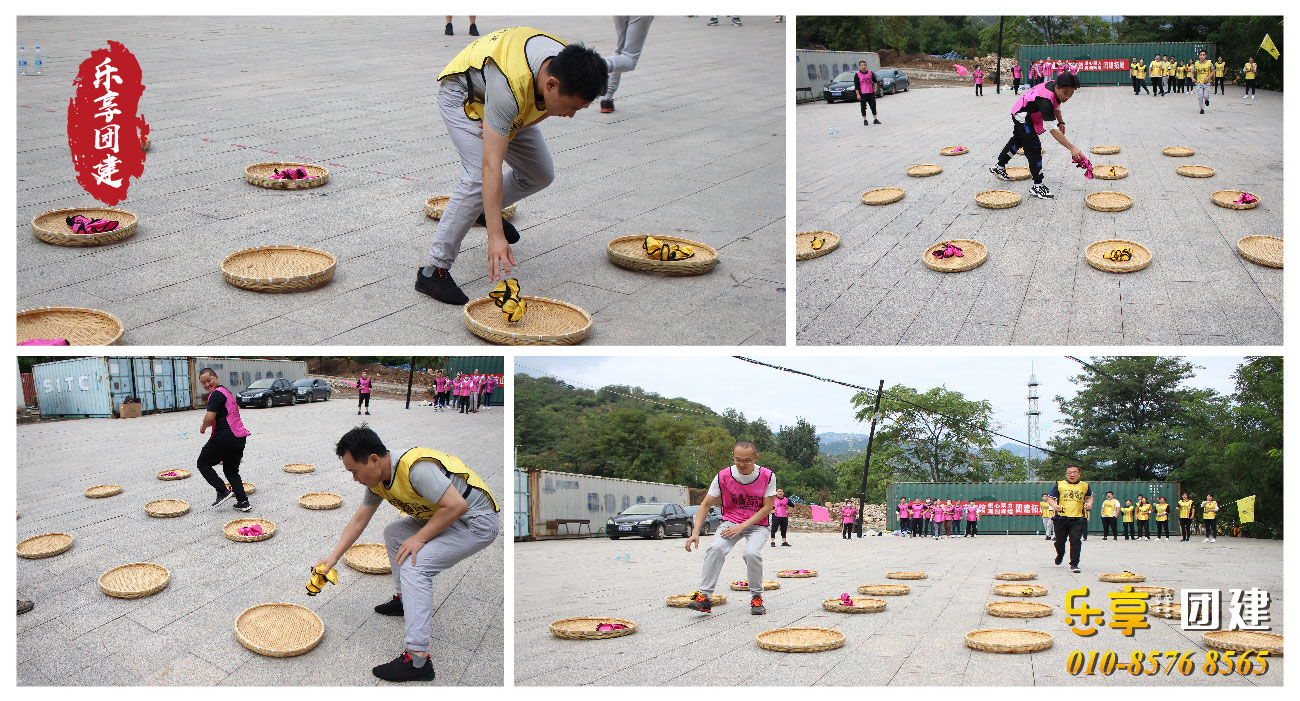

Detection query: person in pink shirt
(897, 497), (911, 536)
(356, 371), (373, 416)
(1012, 61), (1022, 94)
(840, 500), (857, 539)
(964, 502), (980, 537)
(434, 371), (450, 409)
(480, 374), (496, 411)
(195, 367), (254, 512)
(930, 499), (944, 539)
(769, 488), (791, 547)
(454, 374), (469, 414)
(973, 66), (984, 96)
(945, 500), (958, 537)
(686, 442), (776, 615)
(466, 369), (481, 413)
(909, 498), (923, 537)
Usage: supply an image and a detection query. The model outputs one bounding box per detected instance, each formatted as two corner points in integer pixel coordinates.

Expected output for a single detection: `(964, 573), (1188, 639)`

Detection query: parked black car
(608, 503), (693, 540)
(825, 68), (910, 101)
(876, 68), (910, 94)
(237, 378), (296, 408)
(293, 378), (332, 403)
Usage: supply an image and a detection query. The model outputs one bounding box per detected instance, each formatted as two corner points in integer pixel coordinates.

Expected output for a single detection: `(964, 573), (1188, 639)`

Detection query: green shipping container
(445, 356), (505, 406)
(886, 480), (1181, 534)
(1016, 42), (1214, 86)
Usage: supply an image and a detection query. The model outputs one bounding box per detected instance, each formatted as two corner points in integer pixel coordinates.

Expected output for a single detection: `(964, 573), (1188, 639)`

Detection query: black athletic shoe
(1205, 99), (1209, 106)
(365, 411), (370, 415)
(468, 23), (478, 36)
(686, 591), (712, 613)
(373, 652), (435, 683)
(415, 267), (469, 305)
(707, 17), (719, 26)
(1200, 108), (1204, 114)
(750, 595), (766, 615)
(232, 500), (252, 512)
(1071, 565), (1082, 573)
(444, 22), (453, 36)
(1054, 553), (1064, 566)
(990, 165), (1011, 181)
(375, 595), (404, 616)
(770, 542), (775, 548)
(873, 119), (881, 124)
(600, 99), (614, 113)
(473, 212), (520, 244)
(1030, 184), (1053, 199)
(781, 542), (791, 547)
(213, 489), (235, 507)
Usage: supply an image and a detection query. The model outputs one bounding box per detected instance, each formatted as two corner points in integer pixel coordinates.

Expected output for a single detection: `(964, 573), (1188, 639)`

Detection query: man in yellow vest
(316, 425), (500, 682)
(417, 27), (610, 305)
(1213, 55), (1227, 94)
(1201, 493), (1220, 542)
(1135, 60), (1149, 95)
(1177, 492), (1196, 541)
(1038, 493), (1055, 540)
(1045, 465), (1093, 573)
(1193, 50), (1214, 114)
(1150, 54), (1164, 96)
(1243, 57), (1257, 99)
(1154, 496), (1171, 540)
(1099, 491), (1120, 540)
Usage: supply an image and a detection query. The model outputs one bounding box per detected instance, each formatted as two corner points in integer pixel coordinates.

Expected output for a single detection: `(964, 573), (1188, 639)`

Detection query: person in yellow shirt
(1045, 465), (1093, 573)
(1214, 55), (1226, 94)
(1177, 492), (1196, 541)
(1243, 56), (1257, 99)
(1150, 54), (1164, 97)
(1135, 60), (1149, 94)
(1175, 62), (1187, 93)
(1120, 499), (1136, 540)
(1164, 57), (1175, 94)
(1201, 493), (1220, 542)
(1135, 495), (1152, 540)
(1039, 494), (1055, 540)
(1154, 496), (1171, 540)
(1100, 491), (1121, 540)
(1193, 50), (1214, 114)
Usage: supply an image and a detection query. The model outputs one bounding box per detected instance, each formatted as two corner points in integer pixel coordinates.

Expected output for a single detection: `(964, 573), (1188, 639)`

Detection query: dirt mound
(878, 50), (962, 71)
(308, 358), (435, 384)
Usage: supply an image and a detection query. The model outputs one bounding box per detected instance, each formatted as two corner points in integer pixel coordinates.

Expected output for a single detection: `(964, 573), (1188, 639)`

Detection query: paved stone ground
(796, 85), (1282, 346)
(16, 16), (784, 346)
(16, 397), (503, 686)
(515, 532), (1282, 686)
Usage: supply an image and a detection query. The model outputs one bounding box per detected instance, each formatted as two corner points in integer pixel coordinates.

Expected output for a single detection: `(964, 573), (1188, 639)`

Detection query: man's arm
(316, 502), (379, 570)
(729, 496), (775, 534)
(684, 494), (717, 552)
(200, 410), (216, 434)
(481, 122), (515, 282)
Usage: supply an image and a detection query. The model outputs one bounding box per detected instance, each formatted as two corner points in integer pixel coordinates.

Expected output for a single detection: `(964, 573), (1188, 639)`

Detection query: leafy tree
(854, 385), (995, 482)
(748, 417), (775, 453)
(776, 417), (820, 468)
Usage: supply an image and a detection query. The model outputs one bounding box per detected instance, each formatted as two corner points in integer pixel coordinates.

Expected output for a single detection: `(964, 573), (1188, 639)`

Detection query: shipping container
(796, 50), (881, 99)
(514, 468), (531, 540)
(886, 480), (1181, 534)
(1016, 42), (1214, 86)
(106, 357), (192, 413)
(446, 356), (505, 406)
(20, 372), (37, 406)
(191, 357), (308, 406)
(32, 357), (198, 417)
(516, 469), (691, 540)
(32, 357), (114, 418)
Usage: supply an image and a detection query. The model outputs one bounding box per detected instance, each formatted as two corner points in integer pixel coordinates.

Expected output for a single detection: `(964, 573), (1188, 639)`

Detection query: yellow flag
(1236, 495), (1256, 524)
(1261, 34), (1280, 60)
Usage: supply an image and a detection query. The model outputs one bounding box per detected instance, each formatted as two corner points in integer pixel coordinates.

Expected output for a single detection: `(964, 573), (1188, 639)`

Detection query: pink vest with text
(773, 496), (789, 518)
(841, 506), (856, 523)
(718, 466), (772, 527)
(358, 377), (371, 393)
(1011, 82), (1060, 134)
(213, 386), (251, 438)
(856, 70), (874, 94)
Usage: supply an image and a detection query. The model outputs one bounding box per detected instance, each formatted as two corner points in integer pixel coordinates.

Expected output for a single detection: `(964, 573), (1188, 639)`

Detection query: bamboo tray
(796, 231), (839, 261)
(550, 617), (636, 640)
(1149, 603), (1182, 620)
(85, 484), (123, 499)
(777, 569), (818, 578)
(1086, 239), (1152, 273)
(966, 629), (1054, 653)
(861, 187), (904, 205)
(1090, 145), (1121, 155)
(995, 572), (1038, 581)
(17, 307), (124, 346)
(1177, 165), (1215, 178)
(907, 164), (942, 177)
(464, 295), (592, 346)
(244, 162), (329, 190)
(986, 601), (1053, 618)
(31, 207), (138, 247)
(976, 190), (1021, 209)
(99, 562), (170, 599)
(299, 493), (343, 510)
(923, 239), (987, 273)
(1162, 146), (1195, 157)
(236, 602), (325, 657)
(1094, 165), (1128, 180)
(1098, 572), (1146, 583)
(144, 499), (190, 518)
(1202, 631), (1283, 656)
(606, 235), (718, 275)
(886, 571), (928, 580)
(940, 146), (969, 156)
(823, 597), (886, 613)
(1085, 191), (1133, 212)
(730, 580), (779, 591)
(1212, 190), (1260, 210)
(157, 469), (190, 481)
(1005, 167), (1031, 181)
(1237, 235), (1282, 268)
(16, 532), (74, 559)
(994, 584), (1048, 597)
(225, 482), (256, 495)
(344, 542), (390, 573)
(1128, 585), (1175, 599)
(283, 463), (315, 474)
(858, 584), (910, 596)
(424, 195), (516, 221)
(221, 245), (337, 292)
(223, 518), (276, 542)
(757, 627), (845, 653)
(666, 594), (726, 607)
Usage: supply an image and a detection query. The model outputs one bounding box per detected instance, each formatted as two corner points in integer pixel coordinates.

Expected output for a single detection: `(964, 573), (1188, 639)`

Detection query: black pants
(1132, 76), (1139, 94)
(1138, 78), (1149, 94)
(459, 395), (469, 412)
(1156, 520), (1170, 538)
(1204, 519), (1218, 539)
(1245, 78), (1256, 96)
(1012, 77), (1020, 93)
(1136, 520), (1150, 538)
(770, 516), (788, 540)
(998, 117), (1044, 184)
(357, 392), (370, 409)
(196, 436), (248, 502)
(1102, 517), (1118, 539)
(899, 517), (909, 534)
(911, 518), (923, 537)
(859, 92), (877, 118)
(1123, 521), (1135, 539)
(1153, 77), (1163, 96)
(966, 521), (977, 536)
(1214, 76), (1225, 93)
(975, 83), (983, 96)
(841, 522), (854, 538)
(1053, 517), (1087, 567)
(1180, 518), (1193, 540)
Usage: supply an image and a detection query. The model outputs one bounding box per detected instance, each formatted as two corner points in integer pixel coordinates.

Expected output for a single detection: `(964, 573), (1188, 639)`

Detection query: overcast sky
(515, 355), (1250, 446)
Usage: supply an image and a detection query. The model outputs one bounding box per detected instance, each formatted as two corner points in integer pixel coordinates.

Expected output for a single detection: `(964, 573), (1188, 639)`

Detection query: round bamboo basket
(823, 597), (886, 613)
(16, 532), (74, 559)
(299, 493), (343, 510)
(756, 627), (845, 653)
(858, 584), (910, 596)
(223, 518), (276, 542)
(1005, 167), (1031, 181)
(1098, 572), (1146, 583)
(225, 482), (256, 495)
(1090, 145), (1121, 155)
(424, 195), (516, 221)
(666, 594), (726, 607)
(606, 235), (718, 275)
(31, 207), (138, 247)
(235, 603), (325, 657)
(923, 239), (987, 273)
(17, 307), (124, 346)
(1129, 585), (1175, 599)
(886, 571), (928, 580)
(282, 463), (315, 474)
(995, 573), (1038, 581)
(986, 601), (1052, 618)
(344, 542), (390, 573)
(730, 580), (779, 591)
(157, 469), (190, 481)
(1162, 146), (1195, 157)
(940, 146), (969, 156)
(1094, 165), (1128, 180)
(1086, 239), (1152, 273)
(777, 569), (818, 578)
(1237, 236), (1282, 268)
(993, 584), (1047, 597)
(1149, 603), (1181, 619)
(796, 231), (840, 261)
(965, 629), (1054, 653)
(549, 617), (637, 640)
(1202, 631), (1283, 656)
(98, 563), (170, 599)
(1212, 190), (1260, 210)
(85, 484), (123, 499)
(244, 162), (329, 190)
(907, 164), (942, 177)
(464, 295), (592, 346)
(861, 187), (904, 206)
(1177, 165), (1215, 178)
(975, 190), (1021, 209)
(1085, 191), (1133, 212)
(221, 245), (337, 292)
(144, 499), (190, 518)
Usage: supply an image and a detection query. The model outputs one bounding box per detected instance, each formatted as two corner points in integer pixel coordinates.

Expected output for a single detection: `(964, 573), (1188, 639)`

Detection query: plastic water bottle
(32, 46), (42, 75)
(18, 46), (27, 75)
(828, 124), (840, 137)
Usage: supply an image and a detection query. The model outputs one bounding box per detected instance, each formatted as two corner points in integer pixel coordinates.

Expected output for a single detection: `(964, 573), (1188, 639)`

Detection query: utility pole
(405, 356), (415, 409)
(854, 379), (885, 538)
(995, 16), (1005, 94)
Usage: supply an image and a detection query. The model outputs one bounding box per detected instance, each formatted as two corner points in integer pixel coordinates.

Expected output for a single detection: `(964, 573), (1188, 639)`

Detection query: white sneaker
(1251, 95), (1256, 99)
(1203, 537), (1210, 542)
(1243, 95), (1249, 99)
(1211, 538), (1216, 542)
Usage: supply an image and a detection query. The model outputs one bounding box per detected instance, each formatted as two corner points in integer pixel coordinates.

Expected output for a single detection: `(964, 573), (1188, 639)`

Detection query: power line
(516, 364), (717, 417)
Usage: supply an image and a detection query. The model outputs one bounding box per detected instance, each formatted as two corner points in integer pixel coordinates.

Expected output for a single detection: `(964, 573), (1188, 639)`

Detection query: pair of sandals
(1235, 192), (1258, 205)
(488, 278), (527, 322)
(643, 235), (696, 261)
(1103, 247), (1134, 263)
(270, 166), (314, 180)
(65, 214), (120, 234)
(932, 243), (964, 259)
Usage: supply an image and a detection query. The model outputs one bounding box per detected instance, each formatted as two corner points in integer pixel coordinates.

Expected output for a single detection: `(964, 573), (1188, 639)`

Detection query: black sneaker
(1205, 99), (1209, 106)
(233, 500), (252, 512)
(375, 595), (404, 616)
(468, 23), (478, 36)
(873, 119), (881, 124)
(444, 22), (453, 36)
(1071, 565), (1082, 573)
(686, 591), (712, 613)
(473, 212), (520, 244)
(864, 119), (869, 126)
(415, 267), (469, 305)
(18, 599), (34, 615)
(213, 489), (235, 507)
(707, 17), (719, 26)
(770, 542), (775, 548)
(990, 165), (1011, 181)
(1200, 108), (1204, 114)
(1054, 553), (1064, 566)
(781, 542), (791, 547)
(1030, 184), (1054, 199)
(731, 17), (743, 26)
(373, 652), (435, 683)
(750, 595), (766, 615)
(600, 99), (614, 113)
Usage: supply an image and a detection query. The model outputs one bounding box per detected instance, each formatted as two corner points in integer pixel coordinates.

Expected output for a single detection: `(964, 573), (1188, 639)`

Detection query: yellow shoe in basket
(500, 297), (527, 322)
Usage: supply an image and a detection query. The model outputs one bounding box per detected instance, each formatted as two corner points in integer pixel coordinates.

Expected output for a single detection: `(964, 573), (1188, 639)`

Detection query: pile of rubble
(789, 502), (888, 532)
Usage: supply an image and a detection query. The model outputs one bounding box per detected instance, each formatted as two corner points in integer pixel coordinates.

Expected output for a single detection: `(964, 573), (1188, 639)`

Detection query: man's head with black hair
(1051, 72), (1080, 103)
(336, 424), (391, 488)
(539, 44), (609, 117)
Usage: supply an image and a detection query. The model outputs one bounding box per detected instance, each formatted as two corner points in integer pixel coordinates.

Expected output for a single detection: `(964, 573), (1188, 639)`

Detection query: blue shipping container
(32, 357), (114, 418)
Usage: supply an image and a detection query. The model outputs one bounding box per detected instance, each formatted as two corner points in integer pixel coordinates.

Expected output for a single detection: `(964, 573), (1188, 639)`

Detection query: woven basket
(1086, 239), (1152, 273)
(1202, 631), (1283, 656)
(1090, 145), (1121, 155)
(16, 532), (74, 559)
(993, 584), (1048, 597)
(923, 239), (987, 273)
(995, 572), (1038, 581)
(757, 627), (845, 653)
(223, 518), (276, 543)
(1093, 165), (1128, 180)
(1212, 190), (1260, 210)
(975, 190), (1021, 209)
(986, 601), (1053, 618)
(907, 164), (942, 177)
(156, 469), (190, 481)
(464, 295), (592, 346)
(1085, 191), (1133, 212)
(283, 463), (315, 474)
(17, 307), (124, 345)
(861, 187), (904, 206)
(730, 580), (779, 591)
(1128, 585), (1174, 599)
(424, 195), (516, 221)
(98, 563), (170, 599)
(244, 162), (329, 190)
(225, 482), (256, 495)
(1005, 167), (1031, 181)
(1162, 146), (1195, 157)
(85, 484), (123, 499)
(666, 594), (726, 607)
(549, 617), (637, 640)
(31, 207), (138, 247)
(965, 629), (1054, 653)
(857, 584), (910, 596)
(1098, 572), (1146, 583)
(606, 235), (719, 276)
(886, 571), (928, 580)
(299, 493), (343, 510)
(823, 597), (886, 613)
(1237, 235), (1282, 268)
(777, 569), (818, 578)
(343, 542), (390, 573)
(1149, 603), (1182, 620)
(796, 231), (840, 261)
(221, 245), (337, 292)
(235, 603), (325, 657)
(1177, 165), (1215, 178)
(144, 499), (190, 518)
(940, 146), (969, 156)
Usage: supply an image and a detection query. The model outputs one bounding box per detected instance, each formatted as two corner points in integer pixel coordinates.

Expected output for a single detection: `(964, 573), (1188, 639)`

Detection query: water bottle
(18, 46), (27, 75)
(32, 46), (41, 75)
(828, 124), (840, 137)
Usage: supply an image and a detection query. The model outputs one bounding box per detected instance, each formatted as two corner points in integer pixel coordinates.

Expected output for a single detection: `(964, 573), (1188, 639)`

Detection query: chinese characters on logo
(67, 40), (149, 205)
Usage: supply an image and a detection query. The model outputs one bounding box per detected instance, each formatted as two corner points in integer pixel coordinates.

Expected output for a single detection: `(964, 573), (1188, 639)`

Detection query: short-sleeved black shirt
(206, 387), (235, 441)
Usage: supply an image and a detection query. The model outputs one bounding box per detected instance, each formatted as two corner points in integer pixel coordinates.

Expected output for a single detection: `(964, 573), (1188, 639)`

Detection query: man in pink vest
(1011, 62), (1022, 94)
(196, 367), (253, 512)
(769, 487), (791, 547)
(357, 371), (372, 416)
(685, 441), (776, 615)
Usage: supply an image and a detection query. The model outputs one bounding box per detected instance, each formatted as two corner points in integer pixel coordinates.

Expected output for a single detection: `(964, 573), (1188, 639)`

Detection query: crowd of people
(895, 497), (981, 538)
(425, 368), (501, 414)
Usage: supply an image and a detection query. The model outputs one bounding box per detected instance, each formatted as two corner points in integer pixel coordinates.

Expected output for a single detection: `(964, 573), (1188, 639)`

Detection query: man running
(685, 442), (775, 615)
(1193, 50), (1214, 114)
(357, 370), (372, 416)
(195, 368), (252, 512)
(1045, 465), (1093, 573)
(770, 487), (791, 547)
(1100, 491), (1120, 540)
(1039, 493), (1054, 540)
(600, 16), (653, 113)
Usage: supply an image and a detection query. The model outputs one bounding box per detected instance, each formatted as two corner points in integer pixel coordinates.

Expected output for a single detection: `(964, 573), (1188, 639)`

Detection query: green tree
(748, 417), (775, 453)
(593, 408), (674, 481)
(776, 417), (820, 468)
(854, 385), (996, 482)
(883, 16), (911, 52)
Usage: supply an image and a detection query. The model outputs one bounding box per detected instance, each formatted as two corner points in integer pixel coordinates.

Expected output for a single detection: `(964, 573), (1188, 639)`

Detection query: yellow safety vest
(1214, 61), (1226, 78)
(1155, 503), (1169, 521)
(1178, 499), (1194, 518)
(1176, 65), (1186, 79)
(1203, 500), (1218, 519)
(1101, 499), (1118, 518)
(1054, 480), (1090, 518)
(1136, 503), (1151, 521)
(438, 26), (566, 138)
(1194, 60), (1213, 83)
(1150, 61), (1163, 77)
(1245, 62), (1256, 80)
(1136, 64), (1146, 79)
(1039, 500), (1054, 518)
(369, 447), (500, 519)
(1121, 506), (1135, 523)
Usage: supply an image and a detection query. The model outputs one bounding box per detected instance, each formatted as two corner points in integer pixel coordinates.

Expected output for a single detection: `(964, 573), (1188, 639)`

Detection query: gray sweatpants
(1195, 81), (1210, 108)
(427, 80), (555, 269)
(696, 521), (766, 596)
(468, 388), (479, 411)
(605, 16), (654, 99)
(383, 512), (499, 653)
